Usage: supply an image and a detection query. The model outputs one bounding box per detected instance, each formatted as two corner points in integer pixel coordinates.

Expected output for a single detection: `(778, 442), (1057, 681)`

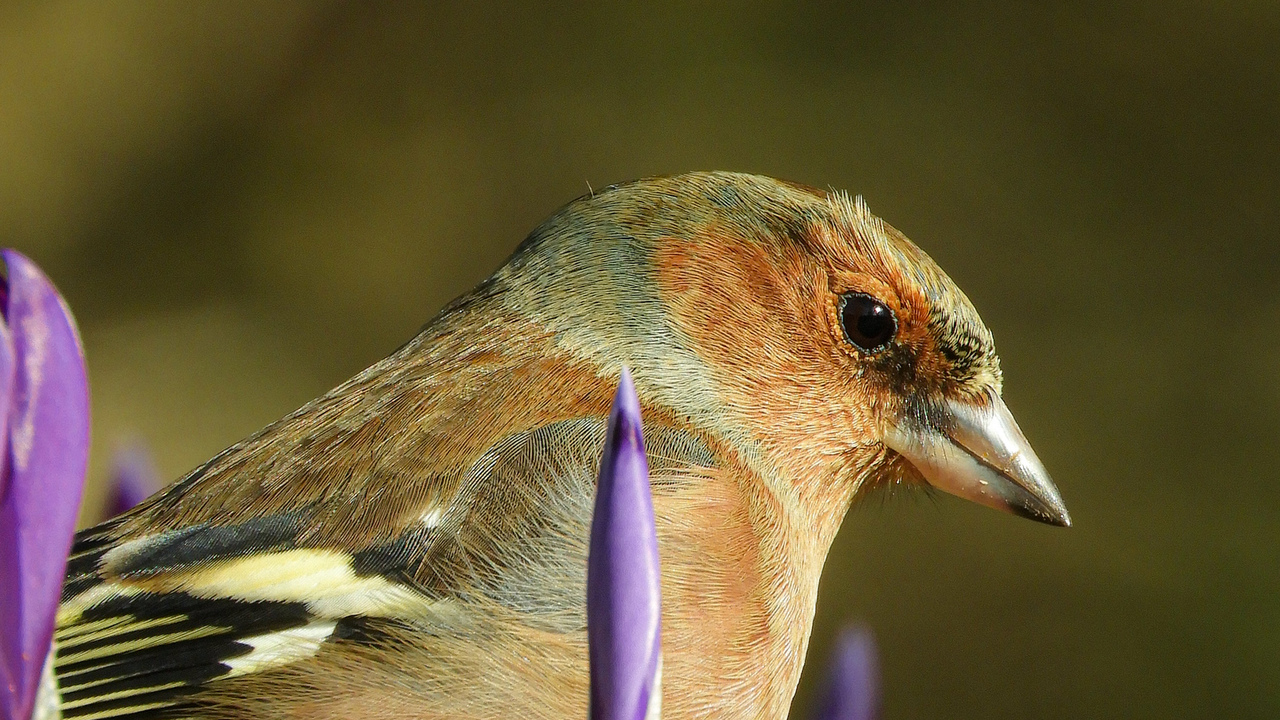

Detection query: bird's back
(54, 189), (741, 718)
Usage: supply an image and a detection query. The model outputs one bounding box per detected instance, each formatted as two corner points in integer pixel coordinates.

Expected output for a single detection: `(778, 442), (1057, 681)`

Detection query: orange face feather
(54, 172), (1066, 720)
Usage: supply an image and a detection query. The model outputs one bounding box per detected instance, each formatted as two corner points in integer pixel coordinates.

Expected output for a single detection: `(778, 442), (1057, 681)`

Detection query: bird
(52, 171), (1069, 720)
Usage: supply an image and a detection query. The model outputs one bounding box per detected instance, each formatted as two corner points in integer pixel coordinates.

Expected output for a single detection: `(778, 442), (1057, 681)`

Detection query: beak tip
(1011, 500), (1071, 528)
(1033, 487), (1071, 528)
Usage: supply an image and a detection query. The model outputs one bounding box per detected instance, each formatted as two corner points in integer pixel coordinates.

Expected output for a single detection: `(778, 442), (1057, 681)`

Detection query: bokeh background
(5, 2), (1277, 717)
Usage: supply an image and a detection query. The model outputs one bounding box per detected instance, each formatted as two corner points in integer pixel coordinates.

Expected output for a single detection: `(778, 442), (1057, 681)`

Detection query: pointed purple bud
(0, 250), (91, 720)
(0, 274), (14, 502)
(106, 441), (159, 518)
(588, 368), (662, 720)
(813, 625), (881, 720)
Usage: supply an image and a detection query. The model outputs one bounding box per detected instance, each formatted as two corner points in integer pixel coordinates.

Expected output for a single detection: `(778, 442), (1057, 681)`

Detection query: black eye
(839, 293), (897, 352)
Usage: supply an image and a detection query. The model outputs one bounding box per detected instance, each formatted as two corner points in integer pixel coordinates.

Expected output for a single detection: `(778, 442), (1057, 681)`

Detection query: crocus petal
(0, 280), (14, 717)
(106, 442), (159, 518)
(812, 625), (880, 720)
(588, 368), (662, 720)
(0, 250), (90, 720)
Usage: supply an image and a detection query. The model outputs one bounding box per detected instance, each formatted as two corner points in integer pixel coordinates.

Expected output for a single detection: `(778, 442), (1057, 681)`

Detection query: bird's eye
(839, 293), (897, 352)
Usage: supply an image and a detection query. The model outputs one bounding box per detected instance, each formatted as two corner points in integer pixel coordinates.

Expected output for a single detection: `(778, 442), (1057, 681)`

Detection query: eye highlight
(839, 293), (897, 352)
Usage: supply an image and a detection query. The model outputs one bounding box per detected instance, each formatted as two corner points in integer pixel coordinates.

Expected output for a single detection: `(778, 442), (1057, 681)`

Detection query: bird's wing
(55, 416), (716, 720)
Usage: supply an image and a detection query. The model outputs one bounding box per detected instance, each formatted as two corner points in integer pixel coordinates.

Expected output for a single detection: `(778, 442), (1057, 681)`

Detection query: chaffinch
(53, 172), (1068, 720)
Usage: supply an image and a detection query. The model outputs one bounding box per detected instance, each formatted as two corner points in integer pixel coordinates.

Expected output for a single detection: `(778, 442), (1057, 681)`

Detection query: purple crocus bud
(0, 250), (91, 720)
(105, 442), (159, 518)
(813, 625), (881, 720)
(588, 367), (662, 720)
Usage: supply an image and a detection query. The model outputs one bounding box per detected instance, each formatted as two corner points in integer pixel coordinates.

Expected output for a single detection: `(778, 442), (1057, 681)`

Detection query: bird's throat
(654, 466), (830, 718)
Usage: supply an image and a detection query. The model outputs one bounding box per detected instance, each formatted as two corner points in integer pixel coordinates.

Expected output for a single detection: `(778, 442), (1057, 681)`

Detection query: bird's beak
(883, 393), (1071, 527)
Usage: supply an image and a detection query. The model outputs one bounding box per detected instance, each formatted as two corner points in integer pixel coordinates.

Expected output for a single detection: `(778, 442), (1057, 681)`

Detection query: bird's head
(503, 171), (1068, 534)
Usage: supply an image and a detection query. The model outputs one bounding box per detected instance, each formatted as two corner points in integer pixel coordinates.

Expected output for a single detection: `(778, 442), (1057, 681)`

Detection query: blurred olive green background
(5, 2), (1276, 717)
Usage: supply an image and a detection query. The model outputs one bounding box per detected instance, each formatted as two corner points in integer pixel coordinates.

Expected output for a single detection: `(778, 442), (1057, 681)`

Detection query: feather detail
(54, 593), (312, 718)
(222, 621), (338, 677)
(53, 417), (718, 719)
